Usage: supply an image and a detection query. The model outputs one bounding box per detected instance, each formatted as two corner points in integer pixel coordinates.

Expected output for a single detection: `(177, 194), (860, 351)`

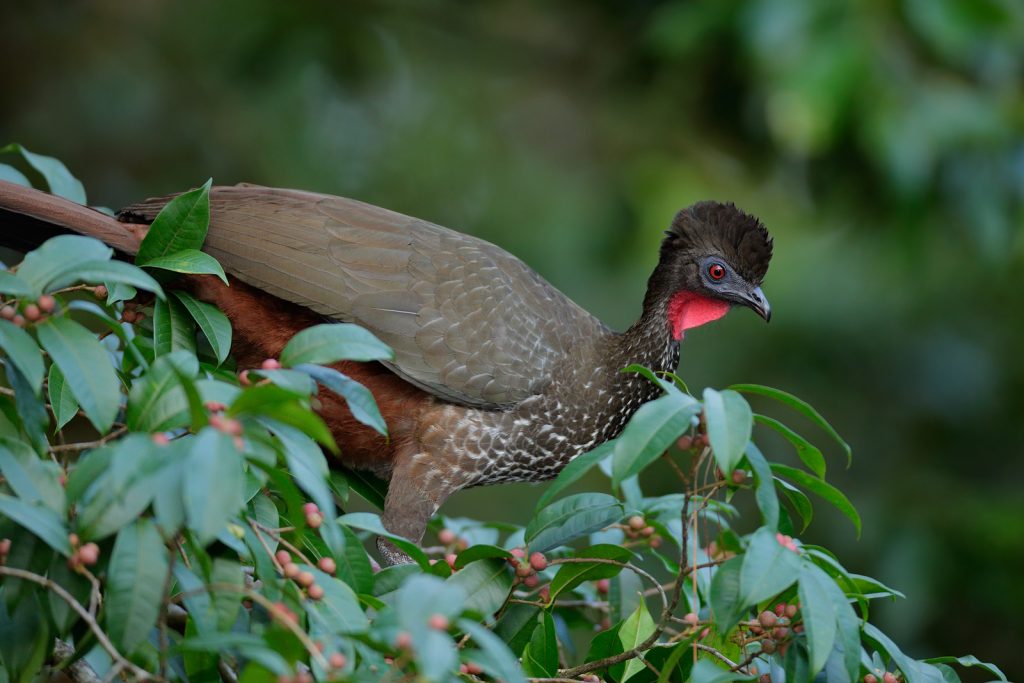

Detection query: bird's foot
(376, 537), (415, 567)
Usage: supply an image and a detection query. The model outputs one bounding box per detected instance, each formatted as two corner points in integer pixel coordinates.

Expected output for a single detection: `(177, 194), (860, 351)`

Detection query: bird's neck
(615, 288), (729, 372)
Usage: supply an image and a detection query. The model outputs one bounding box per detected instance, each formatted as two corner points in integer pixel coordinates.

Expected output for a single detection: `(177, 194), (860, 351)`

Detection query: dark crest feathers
(663, 201), (773, 284)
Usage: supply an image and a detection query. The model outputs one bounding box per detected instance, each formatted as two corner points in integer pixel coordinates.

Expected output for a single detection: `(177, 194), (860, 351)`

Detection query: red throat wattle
(668, 291), (730, 340)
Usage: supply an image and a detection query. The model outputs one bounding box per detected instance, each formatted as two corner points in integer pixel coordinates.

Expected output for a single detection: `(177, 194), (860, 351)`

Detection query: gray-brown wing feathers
(122, 185), (605, 408)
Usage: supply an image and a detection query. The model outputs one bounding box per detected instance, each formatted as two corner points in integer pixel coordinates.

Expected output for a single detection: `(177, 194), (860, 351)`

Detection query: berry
(456, 537), (469, 551)
(641, 525), (655, 537)
(774, 603), (786, 617)
(328, 653), (346, 670)
(509, 547), (526, 559)
(12, 314), (25, 327)
(302, 502), (319, 515)
(78, 543), (100, 566)
(271, 602), (298, 624)
(676, 435), (693, 450)
(785, 603), (798, 618)
(295, 671), (312, 683)
(238, 370), (251, 385)
(0, 538), (11, 556)
(318, 557), (337, 575)
(438, 528), (457, 545)
(596, 578), (610, 595)
(761, 639), (777, 654)
(445, 553), (458, 571)
(394, 631), (412, 650)
(758, 610), (778, 629)
(731, 469), (746, 484)
(23, 304), (40, 321)
(529, 552), (547, 571)
(882, 674), (897, 683)
(683, 612), (699, 626)
(699, 627), (710, 639)
(627, 515), (645, 530)
(283, 562), (300, 579)
(863, 676), (878, 683)
(516, 563), (534, 578)
(68, 533), (80, 547)
(582, 676), (600, 683)
(464, 662), (483, 675)
(261, 358), (282, 370)
(650, 534), (663, 548)
(760, 675), (773, 683)
(0, 305), (14, 320)
(204, 400), (227, 412)
(428, 614), (449, 630)
(296, 571), (315, 588)
(276, 550), (292, 565)
(151, 433), (170, 446)
(93, 285), (108, 299)
(772, 626), (789, 640)
(306, 512), (323, 529)
(538, 585), (550, 602)
(522, 574), (539, 588)
(38, 295), (55, 313)
(307, 584), (324, 600)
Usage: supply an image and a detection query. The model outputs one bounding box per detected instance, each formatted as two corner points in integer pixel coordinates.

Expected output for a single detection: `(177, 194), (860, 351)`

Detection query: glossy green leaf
(799, 562), (838, 675)
(338, 512), (431, 569)
(36, 316), (120, 433)
(822, 568), (862, 683)
(458, 619), (527, 683)
(295, 363), (388, 435)
(135, 179), (212, 263)
(732, 384), (851, 465)
(0, 271), (33, 297)
(126, 351), (197, 432)
(16, 235), (110, 294)
(525, 492), (624, 553)
(152, 295), (197, 355)
(0, 493), (70, 556)
(522, 612), (558, 678)
(184, 428), (246, 544)
(745, 441), (779, 531)
(46, 259), (165, 298)
(619, 600), (656, 682)
(47, 363), (79, 430)
(335, 523), (375, 595)
(453, 544), (514, 569)
(922, 656), (1006, 681)
(0, 318), (44, 394)
(690, 658), (756, 683)
(172, 290), (232, 364)
(777, 477), (814, 531)
(548, 544), (634, 600)
(280, 323), (392, 366)
(755, 413), (826, 478)
(0, 162), (31, 188)
(302, 565), (370, 633)
(536, 440), (614, 511)
(0, 592), (51, 683)
(143, 249), (227, 284)
(738, 527), (801, 608)
(703, 387), (753, 475)
(7, 363), (49, 453)
(105, 519), (170, 654)
(446, 558), (514, 617)
(771, 464), (861, 536)
(612, 392), (700, 488)
(210, 558), (244, 630)
(0, 143), (86, 203)
(709, 556), (744, 630)
(0, 437), (65, 513)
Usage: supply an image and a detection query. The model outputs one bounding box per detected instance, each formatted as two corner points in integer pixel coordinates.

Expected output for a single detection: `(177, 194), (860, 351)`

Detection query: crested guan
(0, 180), (773, 565)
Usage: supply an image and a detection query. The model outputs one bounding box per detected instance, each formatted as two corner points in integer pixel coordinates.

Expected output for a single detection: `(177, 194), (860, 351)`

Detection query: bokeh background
(2, 0), (1022, 677)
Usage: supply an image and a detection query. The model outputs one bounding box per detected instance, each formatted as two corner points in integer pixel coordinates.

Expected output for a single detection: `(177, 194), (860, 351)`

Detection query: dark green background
(2, 0), (1021, 676)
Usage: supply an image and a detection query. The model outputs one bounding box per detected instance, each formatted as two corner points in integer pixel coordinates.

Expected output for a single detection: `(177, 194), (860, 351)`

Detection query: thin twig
(49, 427), (127, 453)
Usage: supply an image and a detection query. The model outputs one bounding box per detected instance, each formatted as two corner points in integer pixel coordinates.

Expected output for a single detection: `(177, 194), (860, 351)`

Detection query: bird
(0, 180), (773, 565)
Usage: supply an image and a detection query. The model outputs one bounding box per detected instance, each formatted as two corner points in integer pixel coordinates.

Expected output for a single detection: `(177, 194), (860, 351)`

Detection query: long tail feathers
(0, 179), (142, 255)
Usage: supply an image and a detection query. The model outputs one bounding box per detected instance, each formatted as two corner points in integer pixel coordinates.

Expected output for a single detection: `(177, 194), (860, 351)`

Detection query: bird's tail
(0, 179), (142, 255)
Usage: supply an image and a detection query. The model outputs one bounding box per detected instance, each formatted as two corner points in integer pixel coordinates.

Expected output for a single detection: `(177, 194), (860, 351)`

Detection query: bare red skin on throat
(667, 291), (730, 340)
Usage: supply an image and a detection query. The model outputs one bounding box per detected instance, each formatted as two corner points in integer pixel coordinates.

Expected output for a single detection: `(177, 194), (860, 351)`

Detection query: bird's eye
(708, 263), (726, 280)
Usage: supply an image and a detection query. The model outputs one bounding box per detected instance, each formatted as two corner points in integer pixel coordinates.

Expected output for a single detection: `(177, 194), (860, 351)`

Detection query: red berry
(683, 612), (699, 626)
(649, 534), (663, 548)
(38, 295), (55, 313)
(774, 603), (786, 617)
(538, 585), (550, 602)
(283, 563), (300, 579)
(731, 469), (746, 484)
(510, 547), (526, 559)
(761, 639), (777, 654)
(438, 528), (457, 545)
(306, 512), (323, 529)
(529, 552), (547, 571)
(328, 653), (346, 669)
(676, 435), (693, 450)
(863, 676), (878, 683)
(428, 614), (449, 630)
(318, 557), (337, 575)
(772, 626), (789, 640)
(296, 571), (315, 588)
(394, 631), (412, 649)
(445, 553), (458, 571)
(460, 664), (470, 674)
(78, 542), (100, 566)
(0, 305), (14, 320)
(275, 550), (292, 565)
(0, 538), (10, 555)
(302, 502), (319, 515)
(882, 674), (897, 683)
(93, 285), (108, 299)
(23, 304), (40, 321)
(307, 584), (324, 600)
(516, 563), (533, 578)
(758, 610), (778, 628)
(12, 314), (25, 327)
(785, 603), (798, 618)
(641, 525), (655, 537)
(261, 358), (281, 370)
(628, 515), (645, 530)
(595, 578), (610, 595)
(465, 662), (483, 675)
(522, 574), (539, 588)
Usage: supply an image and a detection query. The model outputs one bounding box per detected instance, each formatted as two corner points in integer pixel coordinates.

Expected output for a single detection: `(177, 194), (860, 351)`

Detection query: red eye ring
(708, 263), (726, 280)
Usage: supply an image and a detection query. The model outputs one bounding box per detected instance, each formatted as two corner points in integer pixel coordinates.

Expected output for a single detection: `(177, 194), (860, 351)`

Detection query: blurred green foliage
(1, 0), (1021, 677)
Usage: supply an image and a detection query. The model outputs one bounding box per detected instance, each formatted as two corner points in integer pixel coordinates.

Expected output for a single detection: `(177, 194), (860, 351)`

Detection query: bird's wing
(120, 184), (606, 408)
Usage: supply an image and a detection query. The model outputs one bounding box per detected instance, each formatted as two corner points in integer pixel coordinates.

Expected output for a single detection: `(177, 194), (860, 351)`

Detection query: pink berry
(774, 603), (786, 617)
(445, 553), (458, 571)
(683, 612), (699, 626)
(78, 542), (100, 566)
(522, 574), (539, 588)
(12, 314), (25, 327)
(261, 358), (282, 370)
(394, 631), (412, 649)
(428, 614), (449, 630)
(785, 603), (798, 618)
(328, 653), (346, 669)
(528, 552), (547, 571)
(516, 563), (533, 578)
(302, 502), (319, 515)
(863, 676), (878, 683)
(758, 610), (777, 628)
(151, 433), (170, 446)
(628, 515), (645, 530)
(307, 584), (324, 600)
(438, 528), (457, 545)
(306, 512), (323, 529)
(283, 563), (300, 579)
(238, 370), (251, 385)
(38, 295), (55, 313)
(509, 547), (526, 559)
(23, 304), (40, 321)
(296, 571), (315, 588)
(93, 285), (108, 299)
(731, 469), (746, 484)
(882, 674), (897, 683)
(318, 557), (337, 575)
(275, 549), (292, 565)
(0, 306), (14, 320)
(595, 578), (610, 594)
(0, 538), (11, 555)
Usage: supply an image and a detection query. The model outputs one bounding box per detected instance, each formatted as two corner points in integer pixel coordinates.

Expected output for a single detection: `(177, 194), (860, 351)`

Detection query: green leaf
(36, 316), (120, 433)
(738, 527), (801, 608)
(771, 464), (861, 536)
(446, 558), (514, 617)
(798, 562), (838, 675)
(142, 249), (227, 284)
(703, 388), (753, 475)
(135, 179), (212, 263)
(47, 363), (79, 430)
(393, 575), (464, 679)
(0, 437), (65, 513)
(862, 622), (941, 683)
(338, 512), (431, 569)
(690, 658), (756, 683)
(0, 143), (86, 202)
(745, 442), (779, 530)
(755, 414), (826, 478)
(848, 573), (906, 601)
(153, 295), (197, 356)
(302, 564), (370, 633)
(453, 544), (514, 570)
(731, 384), (851, 465)
(548, 545), (634, 600)
(0, 162), (31, 188)
(255, 368), (316, 395)
(16, 235), (110, 294)
(210, 558), (244, 630)
(0, 318), (44, 395)
(126, 351), (198, 432)
(492, 602), (541, 655)
(280, 323), (393, 366)
(295, 363), (387, 435)
(0, 592), (51, 683)
(458, 619), (528, 683)
(709, 556), (744, 630)
(0, 271), (34, 297)
(46, 259), (165, 298)
(612, 392), (700, 488)
(105, 519), (170, 654)
(536, 440), (615, 511)
(184, 428), (246, 544)
(172, 290), (232, 365)
(522, 612), (558, 678)
(777, 478), (814, 531)
(335, 524), (375, 595)
(821, 567), (862, 683)
(922, 656), (1006, 681)
(7, 363), (49, 453)
(525, 493), (624, 553)
(619, 600), (656, 682)
(0, 493), (70, 555)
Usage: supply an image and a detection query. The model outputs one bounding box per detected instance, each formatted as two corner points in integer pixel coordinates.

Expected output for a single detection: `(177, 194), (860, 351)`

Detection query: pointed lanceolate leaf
(745, 442), (779, 530)
(522, 612), (558, 678)
(798, 562), (838, 675)
(446, 558), (514, 617)
(0, 318), (44, 395)
(459, 619), (528, 683)
(152, 296), (197, 356)
(619, 601), (657, 682)
(0, 271), (34, 297)
(526, 493), (624, 553)
(135, 179), (212, 263)
(105, 519), (170, 654)
(0, 436), (65, 514)
(612, 392), (700, 488)
(536, 440), (615, 511)
(0, 143), (86, 203)
(172, 290), (232, 365)
(47, 363), (79, 430)
(296, 363), (387, 435)
(36, 316), (120, 433)
(143, 249), (227, 284)
(755, 414), (826, 478)
(46, 259), (165, 297)
(738, 527), (801, 609)
(15, 235), (110, 294)
(703, 388), (753, 475)
(548, 545), (634, 600)
(280, 323), (393, 367)
(183, 428), (246, 544)
(0, 492), (71, 556)
(771, 464), (861, 536)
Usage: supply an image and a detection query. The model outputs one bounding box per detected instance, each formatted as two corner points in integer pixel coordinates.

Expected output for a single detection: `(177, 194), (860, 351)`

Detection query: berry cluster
(302, 502), (324, 529)
(276, 550), (324, 601)
(506, 547), (547, 589)
(623, 515), (662, 548)
(864, 672), (901, 683)
(1, 293), (56, 327)
(744, 602), (804, 656)
(774, 532), (799, 553)
(67, 533), (100, 570)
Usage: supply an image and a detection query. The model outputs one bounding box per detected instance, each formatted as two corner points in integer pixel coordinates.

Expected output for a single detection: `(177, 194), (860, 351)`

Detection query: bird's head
(648, 201), (773, 340)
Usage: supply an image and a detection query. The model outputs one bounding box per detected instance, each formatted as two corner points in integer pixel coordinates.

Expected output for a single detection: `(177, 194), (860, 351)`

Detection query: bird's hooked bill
(746, 286), (771, 322)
